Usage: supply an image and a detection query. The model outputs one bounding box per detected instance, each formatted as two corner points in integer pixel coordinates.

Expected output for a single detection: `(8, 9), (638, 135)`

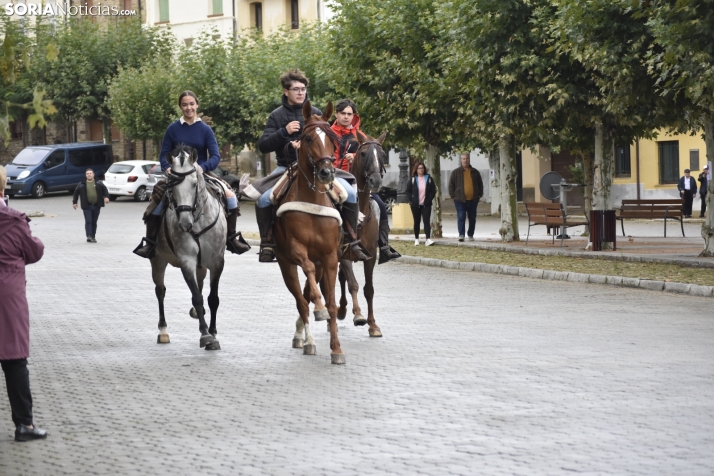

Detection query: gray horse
(151, 145), (226, 350)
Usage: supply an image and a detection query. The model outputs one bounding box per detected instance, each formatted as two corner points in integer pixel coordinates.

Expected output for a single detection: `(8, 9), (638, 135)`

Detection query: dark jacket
(698, 172), (708, 196)
(449, 166), (483, 203)
(73, 179), (109, 210)
(0, 202), (44, 360)
(406, 174), (437, 207)
(677, 176), (697, 195)
(257, 95), (322, 167)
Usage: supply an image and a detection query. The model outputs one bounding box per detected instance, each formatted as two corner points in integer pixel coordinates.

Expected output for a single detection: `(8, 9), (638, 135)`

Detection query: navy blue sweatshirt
(159, 119), (220, 172)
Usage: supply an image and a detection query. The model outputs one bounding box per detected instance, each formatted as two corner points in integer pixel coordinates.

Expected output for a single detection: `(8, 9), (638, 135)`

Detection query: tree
(106, 58), (178, 156)
(644, 0), (714, 255)
(329, 0), (466, 238)
(35, 18), (173, 142)
(0, 13), (56, 146)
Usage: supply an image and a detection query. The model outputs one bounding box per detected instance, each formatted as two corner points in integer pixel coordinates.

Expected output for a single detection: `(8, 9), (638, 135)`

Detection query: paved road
(1, 194), (713, 475)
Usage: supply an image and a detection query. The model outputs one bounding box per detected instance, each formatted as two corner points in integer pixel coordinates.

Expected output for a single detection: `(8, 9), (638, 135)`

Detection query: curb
(395, 255), (714, 299)
(403, 238), (714, 269)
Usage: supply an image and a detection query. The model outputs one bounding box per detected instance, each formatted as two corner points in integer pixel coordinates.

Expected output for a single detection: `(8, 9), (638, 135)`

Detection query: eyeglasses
(289, 87), (307, 93)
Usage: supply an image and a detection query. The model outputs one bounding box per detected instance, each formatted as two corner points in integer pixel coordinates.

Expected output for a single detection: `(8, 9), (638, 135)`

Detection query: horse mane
(170, 144), (196, 168)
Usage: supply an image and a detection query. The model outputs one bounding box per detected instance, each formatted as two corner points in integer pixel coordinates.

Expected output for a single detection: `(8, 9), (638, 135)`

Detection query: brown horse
(274, 100), (347, 364)
(336, 131), (387, 337)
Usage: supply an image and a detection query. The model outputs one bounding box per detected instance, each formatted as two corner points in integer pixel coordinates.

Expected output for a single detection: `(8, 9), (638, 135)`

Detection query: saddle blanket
(276, 202), (342, 226)
(242, 167), (356, 202)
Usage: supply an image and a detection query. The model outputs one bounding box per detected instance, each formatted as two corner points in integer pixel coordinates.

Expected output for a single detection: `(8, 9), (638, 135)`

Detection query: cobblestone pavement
(1, 194), (713, 475)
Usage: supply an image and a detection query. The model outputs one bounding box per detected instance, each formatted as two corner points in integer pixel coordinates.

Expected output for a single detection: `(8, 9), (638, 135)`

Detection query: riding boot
(133, 214), (161, 259)
(341, 202), (371, 262)
(226, 208), (251, 255)
(256, 205), (277, 262)
(378, 220), (401, 264)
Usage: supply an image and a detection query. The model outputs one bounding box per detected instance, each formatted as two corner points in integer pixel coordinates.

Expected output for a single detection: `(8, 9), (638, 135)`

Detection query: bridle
(296, 120), (340, 193)
(354, 140), (387, 194)
(165, 163), (220, 266)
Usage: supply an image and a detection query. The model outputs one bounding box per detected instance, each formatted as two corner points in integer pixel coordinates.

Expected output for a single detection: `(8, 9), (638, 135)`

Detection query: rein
(166, 166), (221, 267)
(296, 120), (339, 193)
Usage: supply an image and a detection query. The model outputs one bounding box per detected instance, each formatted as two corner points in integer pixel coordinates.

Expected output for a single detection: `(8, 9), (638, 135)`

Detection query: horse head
(301, 100), (337, 185)
(167, 144), (200, 232)
(355, 130), (388, 193)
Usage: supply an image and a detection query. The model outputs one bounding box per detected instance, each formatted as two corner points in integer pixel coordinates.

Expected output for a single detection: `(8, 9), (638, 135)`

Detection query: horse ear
(356, 130), (367, 145)
(190, 147), (198, 164)
(377, 131), (387, 144)
(302, 100), (312, 122)
(322, 101), (334, 122)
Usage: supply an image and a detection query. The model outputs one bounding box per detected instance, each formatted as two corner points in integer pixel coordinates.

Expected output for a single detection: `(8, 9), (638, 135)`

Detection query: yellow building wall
(614, 130), (707, 193)
(520, 146), (552, 202)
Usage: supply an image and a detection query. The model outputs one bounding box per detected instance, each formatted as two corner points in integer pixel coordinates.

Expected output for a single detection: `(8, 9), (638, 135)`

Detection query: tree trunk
(425, 143), (442, 238)
(488, 149), (501, 215)
(499, 134), (519, 242)
(701, 117), (714, 256)
(592, 121), (615, 248)
(102, 117), (112, 145)
(592, 121), (615, 210)
(582, 151), (594, 235)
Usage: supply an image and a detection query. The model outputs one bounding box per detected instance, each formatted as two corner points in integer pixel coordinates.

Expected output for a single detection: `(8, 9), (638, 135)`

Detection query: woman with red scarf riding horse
(331, 99), (400, 263)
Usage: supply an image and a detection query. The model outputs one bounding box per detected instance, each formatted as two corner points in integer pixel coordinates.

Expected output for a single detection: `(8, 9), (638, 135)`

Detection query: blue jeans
(83, 205), (100, 237)
(257, 166), (357, 208)
(454, 200), (478, 237)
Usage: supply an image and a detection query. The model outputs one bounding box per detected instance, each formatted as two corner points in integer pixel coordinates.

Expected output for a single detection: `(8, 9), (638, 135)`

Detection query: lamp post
(397, 149), (409, 203)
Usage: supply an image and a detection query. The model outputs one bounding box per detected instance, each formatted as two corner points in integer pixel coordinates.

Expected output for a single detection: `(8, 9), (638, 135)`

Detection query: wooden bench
(524, 202), (590, 247)
(617, 199), (684, 237)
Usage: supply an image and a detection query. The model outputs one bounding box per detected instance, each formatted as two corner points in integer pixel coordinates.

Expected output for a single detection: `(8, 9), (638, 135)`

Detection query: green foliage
(35, 18), (174, 126)
(106, 58), (178, 143)
(0, 13), (57, 144)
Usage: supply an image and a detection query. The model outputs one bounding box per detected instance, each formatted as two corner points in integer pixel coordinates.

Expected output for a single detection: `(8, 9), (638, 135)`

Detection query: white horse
(150, 144), (226, 350)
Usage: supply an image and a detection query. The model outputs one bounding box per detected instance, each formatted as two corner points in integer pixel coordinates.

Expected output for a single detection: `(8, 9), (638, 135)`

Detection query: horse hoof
(353, 315), (367, 327)
(303, 344), (317, 355)
(199, 334), (215, 348)
(292, 338), (304, 348)
(157, 334), (170, 344)
(331, 353), (346, 365)
(313, 309), (330, 321)
(204, 341), (221, 351)
(337, 308), (347, 320)
(369, 328), (383, 338)
(189, 307), (198, 319)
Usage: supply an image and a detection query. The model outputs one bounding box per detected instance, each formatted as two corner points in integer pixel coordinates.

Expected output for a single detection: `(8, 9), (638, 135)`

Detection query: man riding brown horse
(250, 69), (369, 263)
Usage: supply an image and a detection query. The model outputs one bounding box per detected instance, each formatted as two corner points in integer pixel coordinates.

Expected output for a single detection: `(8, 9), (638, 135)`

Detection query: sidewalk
(398, 214), (714, 268)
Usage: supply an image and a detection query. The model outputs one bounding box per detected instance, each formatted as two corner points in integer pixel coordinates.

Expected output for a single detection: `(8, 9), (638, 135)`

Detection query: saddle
(269, 163), (349, 208)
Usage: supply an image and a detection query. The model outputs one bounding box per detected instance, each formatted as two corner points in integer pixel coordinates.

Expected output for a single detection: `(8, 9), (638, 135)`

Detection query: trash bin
(590, 210), (617, 251)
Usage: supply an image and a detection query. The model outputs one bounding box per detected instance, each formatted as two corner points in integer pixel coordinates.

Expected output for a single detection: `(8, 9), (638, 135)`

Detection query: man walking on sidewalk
(678, 168), (697, 218)
(698, 166), (709, 217)
(448, 153), (483, 241)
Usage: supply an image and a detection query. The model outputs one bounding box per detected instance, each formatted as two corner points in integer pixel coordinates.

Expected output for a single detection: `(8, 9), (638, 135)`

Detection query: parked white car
(104, 160), (158, 201)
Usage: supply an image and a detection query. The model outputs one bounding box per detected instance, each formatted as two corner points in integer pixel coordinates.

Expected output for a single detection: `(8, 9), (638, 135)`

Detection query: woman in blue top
(134, 91), (250, 258)
(406, 161), (437, 246)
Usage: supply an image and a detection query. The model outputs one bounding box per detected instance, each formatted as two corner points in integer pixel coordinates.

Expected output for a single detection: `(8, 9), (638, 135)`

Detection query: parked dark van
(4, 143), (113, 198)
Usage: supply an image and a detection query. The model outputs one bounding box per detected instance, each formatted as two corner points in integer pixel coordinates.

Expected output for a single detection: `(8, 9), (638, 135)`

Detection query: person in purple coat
(0, 167), (48, 442)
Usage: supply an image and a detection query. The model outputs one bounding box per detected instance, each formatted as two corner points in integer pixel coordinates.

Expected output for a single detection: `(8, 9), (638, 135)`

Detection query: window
(690, 149), (700, 171)
(124, 0), (132, 10)
(44, 151), (65, 169)
(615, 144), (631, 177)
(141, 164), (154, 174)
(210, 0), (223, 15)
(108, 163), (134, 174)
(184, 38), (194, 47)
(658, 141), (679, 184)
(291, 0), (299, 29)
(69, 149), (95, 168)
(251, 2), (263, 29)
(158, 0), (169, 22)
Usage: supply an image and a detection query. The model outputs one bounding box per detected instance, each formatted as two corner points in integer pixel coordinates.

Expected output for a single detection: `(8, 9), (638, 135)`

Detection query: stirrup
(133, 237), (156, 259)
(227, 231), (251, 255)
(343, 240), (371, 262)
(259, 244), (276, 263)
(378, 246), (401, 264)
